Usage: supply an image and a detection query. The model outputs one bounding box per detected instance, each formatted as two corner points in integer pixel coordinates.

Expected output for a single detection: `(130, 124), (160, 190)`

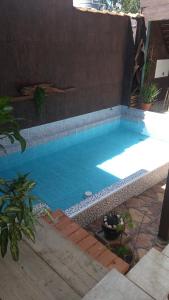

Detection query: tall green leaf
(0, 226), (8, 258)
(21, 226), (35, 242)
(10, 240), (19, 261)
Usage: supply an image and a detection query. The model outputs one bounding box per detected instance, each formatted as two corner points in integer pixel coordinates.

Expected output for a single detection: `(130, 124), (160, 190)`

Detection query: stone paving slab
(82, 269), (153, 300)
(127, 248), (169, 300)
(162, 244), (169, 257)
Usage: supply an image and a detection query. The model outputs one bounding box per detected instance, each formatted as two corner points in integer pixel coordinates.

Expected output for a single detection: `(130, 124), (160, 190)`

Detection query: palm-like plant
(0, 97), (51, 261)
(140, 83), (161, 104)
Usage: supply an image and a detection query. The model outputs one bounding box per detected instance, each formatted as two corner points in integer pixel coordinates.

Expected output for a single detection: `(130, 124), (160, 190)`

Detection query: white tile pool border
(0, 105), (122, 155)
(1, 105), (169, 225)
(66, 106), (169, 225)
(68, 163), (169, 226)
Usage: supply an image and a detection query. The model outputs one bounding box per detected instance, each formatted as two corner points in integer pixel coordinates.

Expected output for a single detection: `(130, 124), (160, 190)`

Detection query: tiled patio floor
(86, 180), (167, 261)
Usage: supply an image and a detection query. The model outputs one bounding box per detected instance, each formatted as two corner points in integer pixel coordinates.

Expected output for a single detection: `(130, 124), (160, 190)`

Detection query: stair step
(0, 241), (81, 300)
(127, 248), (169, 300)
(29, 219), (107, 297)
(82, 269), (153, 300)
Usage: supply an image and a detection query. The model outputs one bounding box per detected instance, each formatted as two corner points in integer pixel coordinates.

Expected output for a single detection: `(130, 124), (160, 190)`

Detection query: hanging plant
(33, 87), (46, 116)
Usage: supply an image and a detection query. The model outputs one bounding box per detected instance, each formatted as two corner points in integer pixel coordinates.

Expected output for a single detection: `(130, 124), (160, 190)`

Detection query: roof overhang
(141, 0), (169, 22)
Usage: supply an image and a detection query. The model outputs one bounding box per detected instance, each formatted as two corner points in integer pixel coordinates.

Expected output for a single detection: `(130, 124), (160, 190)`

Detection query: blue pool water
(0, 119), (149, 211)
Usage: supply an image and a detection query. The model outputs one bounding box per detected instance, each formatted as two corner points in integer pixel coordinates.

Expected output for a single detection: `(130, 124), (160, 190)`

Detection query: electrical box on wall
(155, 59), (169, 78)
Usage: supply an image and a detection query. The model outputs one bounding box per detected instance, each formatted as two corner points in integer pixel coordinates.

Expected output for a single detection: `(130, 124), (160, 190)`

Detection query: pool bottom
(0, 119), (150, 211)
(67, 163), (169, 226)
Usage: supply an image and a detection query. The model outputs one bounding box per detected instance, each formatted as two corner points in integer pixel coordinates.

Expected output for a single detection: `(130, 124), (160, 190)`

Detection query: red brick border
(44, 210), (129, 274)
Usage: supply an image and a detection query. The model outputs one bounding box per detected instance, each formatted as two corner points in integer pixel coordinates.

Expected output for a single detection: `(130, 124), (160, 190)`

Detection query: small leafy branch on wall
(0, 174), (38, 261)
(12, 83), (75, 102)
(10, 83), (75, 117)
(0, 97), (26, 153)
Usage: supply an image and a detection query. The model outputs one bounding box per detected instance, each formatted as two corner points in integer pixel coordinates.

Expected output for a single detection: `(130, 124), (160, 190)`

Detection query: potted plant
(140, 83), (160, 111)
(102, 211), (132, 240)
(102, 211), (135, 266)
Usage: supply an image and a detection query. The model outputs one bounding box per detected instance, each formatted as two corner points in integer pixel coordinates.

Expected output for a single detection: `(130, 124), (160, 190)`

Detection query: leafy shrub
(121, 0), (140, 13)
(0, 174), (37, 261)
(140, 83), (161, 104)
(0, 97), (26, 153)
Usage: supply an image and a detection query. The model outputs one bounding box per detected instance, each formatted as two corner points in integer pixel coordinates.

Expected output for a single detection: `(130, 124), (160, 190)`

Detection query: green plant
(140, 83), (161, 104)
(114, 245), (131, 257)
(121, 0), (140, 13)
(0, 174), (38, 261)
(116, 211), (133, 232)
(0, 97), (26, 153)
(114, 244), (134, 264)
(33, 87), (45, 116)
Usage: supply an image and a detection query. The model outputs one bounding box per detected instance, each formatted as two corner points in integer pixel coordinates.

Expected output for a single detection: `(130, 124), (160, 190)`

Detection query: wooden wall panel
(0, 0), (132, 128)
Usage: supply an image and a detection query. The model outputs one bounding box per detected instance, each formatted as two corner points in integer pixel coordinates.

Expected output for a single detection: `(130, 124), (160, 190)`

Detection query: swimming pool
(1, 106), (169, 224)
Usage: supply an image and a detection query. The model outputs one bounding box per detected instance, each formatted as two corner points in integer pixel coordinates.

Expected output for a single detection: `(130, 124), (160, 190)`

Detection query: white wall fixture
(155, 59), (169, 78)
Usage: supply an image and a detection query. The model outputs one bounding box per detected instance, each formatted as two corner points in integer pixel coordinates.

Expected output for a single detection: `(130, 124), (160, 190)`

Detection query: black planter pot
(124, 253), (133, 265)
(102, 214), (123, 240)
(102, 224), (122, 240)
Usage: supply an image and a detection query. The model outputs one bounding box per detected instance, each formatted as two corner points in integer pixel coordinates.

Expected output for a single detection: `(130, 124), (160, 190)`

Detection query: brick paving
(86, 180), (167, 261)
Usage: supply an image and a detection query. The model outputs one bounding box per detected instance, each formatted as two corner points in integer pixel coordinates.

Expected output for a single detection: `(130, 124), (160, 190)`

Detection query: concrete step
(127, 248), (169, 300)
(82, 269), (153, 300)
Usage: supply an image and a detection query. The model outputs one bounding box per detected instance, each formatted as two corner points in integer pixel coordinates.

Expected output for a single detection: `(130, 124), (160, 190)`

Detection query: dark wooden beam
(158, 171), (169, 241)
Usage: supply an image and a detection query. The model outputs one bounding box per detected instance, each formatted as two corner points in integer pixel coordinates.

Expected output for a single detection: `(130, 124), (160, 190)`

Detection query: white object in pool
(85, 191), (93, 197)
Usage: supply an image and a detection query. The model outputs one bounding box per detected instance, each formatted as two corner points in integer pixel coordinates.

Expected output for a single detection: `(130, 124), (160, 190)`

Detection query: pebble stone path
(86, 180), (167, 261)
